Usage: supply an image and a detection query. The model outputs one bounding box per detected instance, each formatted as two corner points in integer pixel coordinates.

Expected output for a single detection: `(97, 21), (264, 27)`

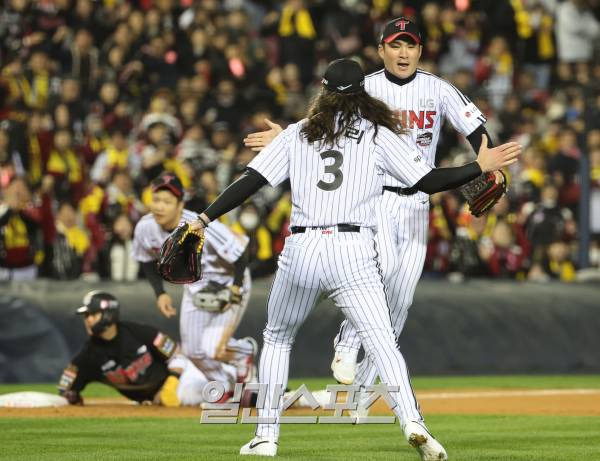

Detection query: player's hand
(222, 284), (242, 312)
(476, 135), (521, 173)
(243, 119), (282, 152)
(157, 293), (177, 318)
(189, 214), (209, 234)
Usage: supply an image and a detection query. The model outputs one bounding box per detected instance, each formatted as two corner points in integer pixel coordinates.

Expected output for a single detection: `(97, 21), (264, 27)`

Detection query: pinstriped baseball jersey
(131, 209), (249, 288)
(247, 118), (432, 228)
(132, 209), (253, 392)
(364, 68), (485, 188)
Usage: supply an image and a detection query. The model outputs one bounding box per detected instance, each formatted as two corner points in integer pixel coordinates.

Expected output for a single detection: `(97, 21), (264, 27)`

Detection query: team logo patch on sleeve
(153, 332), (176, 357)
(463, 103), (482, 119)
(416, 132), (433, 147)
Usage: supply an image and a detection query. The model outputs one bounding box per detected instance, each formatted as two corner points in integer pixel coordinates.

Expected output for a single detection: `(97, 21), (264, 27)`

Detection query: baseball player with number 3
(132, 172), (257, 400)
(184, 59), (519, 459)
(244, 17), (505, 422)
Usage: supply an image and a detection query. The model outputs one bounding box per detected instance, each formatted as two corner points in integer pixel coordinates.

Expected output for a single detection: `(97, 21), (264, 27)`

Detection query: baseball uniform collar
(384, 68), (417, 86)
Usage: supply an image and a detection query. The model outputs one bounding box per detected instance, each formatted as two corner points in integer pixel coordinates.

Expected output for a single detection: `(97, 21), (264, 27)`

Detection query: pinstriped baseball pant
(334, 191), (430, 388)
(255, 227), (422, 440)
(180, 270), (253, 392)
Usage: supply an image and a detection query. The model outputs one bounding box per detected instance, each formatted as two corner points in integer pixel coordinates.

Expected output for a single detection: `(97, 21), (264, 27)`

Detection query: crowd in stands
(0, 0), (599, 283)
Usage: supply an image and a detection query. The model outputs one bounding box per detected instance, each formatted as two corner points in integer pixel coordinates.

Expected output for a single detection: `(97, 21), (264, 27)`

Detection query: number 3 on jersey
(317, 150), (343, 191)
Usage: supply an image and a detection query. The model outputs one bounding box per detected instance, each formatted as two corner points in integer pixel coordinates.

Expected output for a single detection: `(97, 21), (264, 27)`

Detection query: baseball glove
(158, 222), (205, 284)
(192, 281), (238, 312)
(459, 170), (507, 217)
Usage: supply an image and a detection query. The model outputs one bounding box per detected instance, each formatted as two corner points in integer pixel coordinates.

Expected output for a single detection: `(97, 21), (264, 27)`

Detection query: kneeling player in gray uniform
(58, 291), (209, 406)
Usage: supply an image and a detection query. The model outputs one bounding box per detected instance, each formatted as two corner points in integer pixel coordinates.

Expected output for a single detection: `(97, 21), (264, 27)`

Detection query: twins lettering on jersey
(364, 68), (485, 188)
(396, 110), (437, 130)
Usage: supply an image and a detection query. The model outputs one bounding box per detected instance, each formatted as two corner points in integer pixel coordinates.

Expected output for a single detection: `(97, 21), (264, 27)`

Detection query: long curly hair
(300, 88), (405, 147)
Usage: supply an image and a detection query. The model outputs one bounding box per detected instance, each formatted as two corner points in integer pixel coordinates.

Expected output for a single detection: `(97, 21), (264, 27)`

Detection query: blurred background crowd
(0, 0), (599, 284)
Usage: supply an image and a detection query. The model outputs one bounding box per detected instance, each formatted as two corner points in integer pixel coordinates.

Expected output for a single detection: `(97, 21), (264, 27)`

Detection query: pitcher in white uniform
(187, 59), (519, 459)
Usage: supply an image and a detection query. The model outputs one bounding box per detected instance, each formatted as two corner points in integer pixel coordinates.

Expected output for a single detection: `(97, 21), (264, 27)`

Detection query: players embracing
(245, 17), (501, 419)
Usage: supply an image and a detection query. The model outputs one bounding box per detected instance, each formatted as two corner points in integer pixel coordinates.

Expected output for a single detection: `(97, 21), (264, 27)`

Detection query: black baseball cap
(76, 291), (119, 315)
(151, 172), (184, 199)
(322, 59), (365, 94)
(380, 17), (422, 45)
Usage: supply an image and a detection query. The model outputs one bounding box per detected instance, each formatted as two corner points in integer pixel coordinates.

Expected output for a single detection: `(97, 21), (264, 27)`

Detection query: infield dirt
(2, 388), (599, 418)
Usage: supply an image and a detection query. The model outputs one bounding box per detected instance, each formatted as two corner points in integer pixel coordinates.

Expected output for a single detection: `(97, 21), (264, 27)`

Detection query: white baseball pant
(180, 269), (254, 392)
(169, 354), (208, 406)
(334, 192), (429, 387)
(255, 227), (423, 440)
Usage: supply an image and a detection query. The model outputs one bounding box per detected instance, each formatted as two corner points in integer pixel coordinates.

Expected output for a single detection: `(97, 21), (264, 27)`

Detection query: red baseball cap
(380, 17), (422, 45)
(151, 172), (184, 199)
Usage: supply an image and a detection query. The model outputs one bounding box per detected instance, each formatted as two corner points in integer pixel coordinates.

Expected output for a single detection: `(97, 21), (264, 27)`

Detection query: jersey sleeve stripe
(450, 85), (469, 105)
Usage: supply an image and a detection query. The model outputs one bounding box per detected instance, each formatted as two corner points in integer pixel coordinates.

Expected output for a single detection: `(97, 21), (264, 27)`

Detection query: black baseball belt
(290, 224), (361, 234)
(383, 186), (418, 196)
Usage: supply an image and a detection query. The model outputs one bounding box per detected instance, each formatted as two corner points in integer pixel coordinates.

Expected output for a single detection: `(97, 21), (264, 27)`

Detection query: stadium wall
(1, 279), (599, 382)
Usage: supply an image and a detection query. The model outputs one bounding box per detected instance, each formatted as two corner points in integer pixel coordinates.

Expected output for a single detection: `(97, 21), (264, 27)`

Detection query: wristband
(198, 214), (210, 227)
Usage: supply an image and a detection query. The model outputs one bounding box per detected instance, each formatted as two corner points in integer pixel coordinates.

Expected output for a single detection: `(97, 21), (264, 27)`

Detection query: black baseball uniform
(58, 321), (177, 403)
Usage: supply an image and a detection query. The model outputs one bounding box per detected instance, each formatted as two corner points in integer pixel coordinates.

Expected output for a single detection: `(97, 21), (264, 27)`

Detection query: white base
(0, 391), (69, 408)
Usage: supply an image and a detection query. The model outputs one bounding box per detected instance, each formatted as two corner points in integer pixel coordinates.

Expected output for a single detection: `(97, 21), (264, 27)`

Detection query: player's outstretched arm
(414, 135), (520, 194)
(190, 168), (269, 232)
(193, 123), (290, 232)
(243, 118), (283, 152)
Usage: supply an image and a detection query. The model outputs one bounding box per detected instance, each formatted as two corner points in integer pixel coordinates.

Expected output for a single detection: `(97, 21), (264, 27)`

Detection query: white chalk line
(416, 389), (600, 400)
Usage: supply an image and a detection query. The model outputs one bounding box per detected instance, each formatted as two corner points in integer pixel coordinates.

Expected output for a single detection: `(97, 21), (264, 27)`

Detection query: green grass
(1, 415), (599, 460)
(2, 376), (600, 460)
(1, 375), (599, 398)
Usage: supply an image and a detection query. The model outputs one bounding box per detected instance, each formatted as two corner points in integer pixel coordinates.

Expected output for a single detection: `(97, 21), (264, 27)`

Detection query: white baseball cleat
(403, 421), (448, 461)
(240, 436), (278, 457)
(330, 350), (357, 384)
